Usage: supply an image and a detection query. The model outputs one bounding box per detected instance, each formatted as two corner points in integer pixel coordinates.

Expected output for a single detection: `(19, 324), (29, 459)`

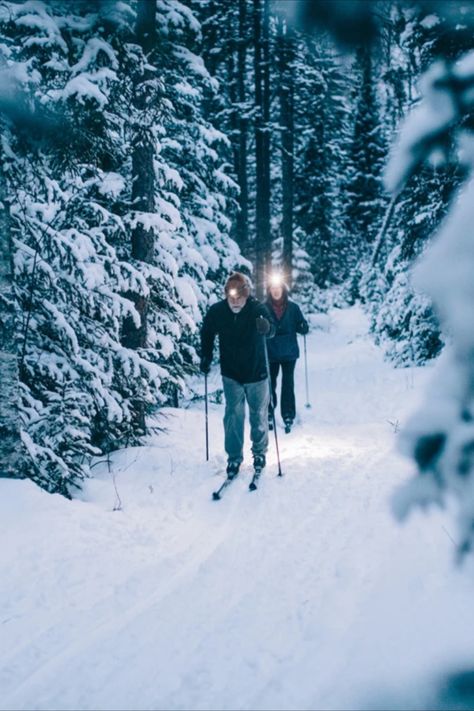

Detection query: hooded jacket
(266, 292), (309, 363)
(200, 297), (274, 384)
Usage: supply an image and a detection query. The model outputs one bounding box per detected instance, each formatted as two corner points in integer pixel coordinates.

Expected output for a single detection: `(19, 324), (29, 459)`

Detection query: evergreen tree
(293, 34), (351, 289)
(343, 45), (387, 254)
(2, 0), (240, 494)
(0, 130), (26, 480)
(364, 5), (465, 366)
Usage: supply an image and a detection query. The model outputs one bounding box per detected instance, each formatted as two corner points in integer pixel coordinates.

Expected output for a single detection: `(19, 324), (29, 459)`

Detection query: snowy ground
(2, 306), (474, 711)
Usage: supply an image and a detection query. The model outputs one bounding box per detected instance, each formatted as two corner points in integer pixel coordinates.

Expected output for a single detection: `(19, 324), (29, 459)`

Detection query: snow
(157, 0), (201, 36)
(98, 172), (126, 198)
(71, 38), (118, 75)
(420, 14), (440, 29)
(14, 5), (68, 55)
(175, 275), (199, 313)
(174, 80), (200, 98)
(415, 179), (474, 351)
(60, 69), (116, 107)
(130, 211), (179, 235)
(2, 307), (474, 710)
(174, 46), (210, 81)
(385, 61), (458, 193)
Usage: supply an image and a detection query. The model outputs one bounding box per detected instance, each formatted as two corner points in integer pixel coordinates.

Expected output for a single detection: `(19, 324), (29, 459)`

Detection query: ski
(212, 474), (237, 501)
(249, 468), (263, 492)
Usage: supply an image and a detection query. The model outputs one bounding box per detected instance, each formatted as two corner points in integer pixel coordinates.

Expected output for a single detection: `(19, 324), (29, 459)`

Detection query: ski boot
(283, 417), (293, 434)
(249, 454), (266, 491)
(226, 460), (241, 480)
(212, 461), (241, 501)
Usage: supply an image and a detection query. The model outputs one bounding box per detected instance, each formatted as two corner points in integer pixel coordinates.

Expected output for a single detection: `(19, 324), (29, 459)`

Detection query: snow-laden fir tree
(293, 33), (351, 290)
(378, 3), (474, 556)
(0, 120), (27, 481)
(343, 44), (387, 257)
(364, 4), (465, 366)
(2, 0), (240, 495)
(196, 0), (252, 250)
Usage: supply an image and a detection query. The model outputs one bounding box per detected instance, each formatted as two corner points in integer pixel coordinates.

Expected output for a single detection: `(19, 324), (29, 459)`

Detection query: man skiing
(200, 272), (274, 482)
(266, 277), (309, 433)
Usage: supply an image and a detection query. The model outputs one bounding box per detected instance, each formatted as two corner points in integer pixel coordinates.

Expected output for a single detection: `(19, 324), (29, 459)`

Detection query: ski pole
(204, 373), (209, 461)
(263, 337), (283, 477)
(304, 333), (311, 409)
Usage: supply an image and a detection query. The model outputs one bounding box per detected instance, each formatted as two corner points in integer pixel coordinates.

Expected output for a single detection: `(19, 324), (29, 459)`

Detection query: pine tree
(364, 5), (464, 366)
(293, 34), (351, 289)
(1, 0), (241, 494)
(0, 134), (26, 480)
(343, 45), (387, 255)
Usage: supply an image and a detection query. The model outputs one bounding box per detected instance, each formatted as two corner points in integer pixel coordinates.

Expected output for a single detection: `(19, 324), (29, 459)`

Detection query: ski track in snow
(2, 306), (474, 711)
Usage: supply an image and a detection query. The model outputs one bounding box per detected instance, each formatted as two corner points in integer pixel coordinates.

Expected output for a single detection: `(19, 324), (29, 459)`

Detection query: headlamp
(269, 273), (283, 288)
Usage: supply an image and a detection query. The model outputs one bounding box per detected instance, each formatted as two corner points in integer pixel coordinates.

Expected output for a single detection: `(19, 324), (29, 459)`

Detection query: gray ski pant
(222, 376), (270, 463)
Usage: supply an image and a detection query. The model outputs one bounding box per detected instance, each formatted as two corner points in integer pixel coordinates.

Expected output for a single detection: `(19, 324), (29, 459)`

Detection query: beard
(229, 304), (244, 313)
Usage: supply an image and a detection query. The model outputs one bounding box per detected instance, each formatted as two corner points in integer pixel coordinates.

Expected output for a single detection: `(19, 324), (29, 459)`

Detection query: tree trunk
(122, 0), (156, 351)
(236, 0), (249, 248)
(121, 0), (157, 431)
(0, 157), (26, 479)
(201, 0), (219, 77)
(227, 12), (239, 183)
(131, 0), (156, 270)
(254, 0), (271, 299)
(278, 20), (295, 287)
(262, 0), (271, 283)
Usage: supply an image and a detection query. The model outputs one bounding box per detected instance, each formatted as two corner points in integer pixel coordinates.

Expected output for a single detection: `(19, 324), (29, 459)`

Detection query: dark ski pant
(222, 376), (270, 464)
(269, 360), (297, 421)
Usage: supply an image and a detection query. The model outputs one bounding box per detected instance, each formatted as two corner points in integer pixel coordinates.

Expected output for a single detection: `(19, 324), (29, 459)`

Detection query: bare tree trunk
(278, 20), (295, 287)
(121, 0), (157, 431)
(236, 0), (249, 248)
(201, 0), (219, 77)
(122, 0), (156, 349)
(131, 0), (156, 271)
(262, 0), (271, 283)
(227, 13), (239, 180)
(254, 0), (271, 299)
(0, 157), (26, 479)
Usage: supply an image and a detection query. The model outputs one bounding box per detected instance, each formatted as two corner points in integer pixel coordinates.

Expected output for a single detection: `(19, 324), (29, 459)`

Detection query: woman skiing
(266, 278), (309, 433)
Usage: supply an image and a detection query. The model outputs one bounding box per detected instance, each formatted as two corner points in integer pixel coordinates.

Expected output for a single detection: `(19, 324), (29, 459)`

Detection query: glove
(299, 321), (309, 336)
(256, 316), (271, 335)
(200, 356), (211, 375)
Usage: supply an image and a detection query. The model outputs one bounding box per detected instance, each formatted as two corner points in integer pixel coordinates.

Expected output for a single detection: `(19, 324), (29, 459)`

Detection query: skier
(266, 278), (309, 433)
(200, 272), (274, 480)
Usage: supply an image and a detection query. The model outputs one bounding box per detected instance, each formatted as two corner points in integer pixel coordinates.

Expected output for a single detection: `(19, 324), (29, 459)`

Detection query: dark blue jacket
(266, 298), (309, 363)
(201, 297), (274, 384)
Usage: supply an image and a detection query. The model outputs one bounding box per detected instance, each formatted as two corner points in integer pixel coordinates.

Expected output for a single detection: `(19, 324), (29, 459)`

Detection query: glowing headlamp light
(228, 288), (238, 297)
(269, 273), (283, 288)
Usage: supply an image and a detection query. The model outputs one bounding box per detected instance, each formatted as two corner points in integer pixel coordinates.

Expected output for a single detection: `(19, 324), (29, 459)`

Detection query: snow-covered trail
(2, 307), (474, 711)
